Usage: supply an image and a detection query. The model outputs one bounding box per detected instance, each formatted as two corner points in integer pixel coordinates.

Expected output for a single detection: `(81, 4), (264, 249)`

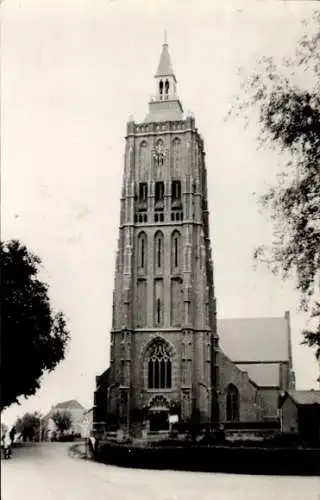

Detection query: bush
(58, 434), (76, 442)
(264, 432), (303, 448)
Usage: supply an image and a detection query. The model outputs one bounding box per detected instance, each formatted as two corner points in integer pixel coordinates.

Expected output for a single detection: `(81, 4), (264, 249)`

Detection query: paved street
(2, 442), (320, 500)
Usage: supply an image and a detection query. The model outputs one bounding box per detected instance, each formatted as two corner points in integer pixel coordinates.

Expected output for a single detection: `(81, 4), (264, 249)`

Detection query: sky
(2, 0), (319, 426)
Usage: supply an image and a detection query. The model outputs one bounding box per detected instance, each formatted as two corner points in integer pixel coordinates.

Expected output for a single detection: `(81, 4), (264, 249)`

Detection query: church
(93, 40), (296, 433)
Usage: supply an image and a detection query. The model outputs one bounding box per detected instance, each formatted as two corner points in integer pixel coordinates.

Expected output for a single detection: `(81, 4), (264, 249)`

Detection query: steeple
(144, 37), (183, 123)
(155, 36), (175, 79)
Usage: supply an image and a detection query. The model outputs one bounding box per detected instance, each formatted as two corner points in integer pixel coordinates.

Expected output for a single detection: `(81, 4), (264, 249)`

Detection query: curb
(68, 443), (88, 460)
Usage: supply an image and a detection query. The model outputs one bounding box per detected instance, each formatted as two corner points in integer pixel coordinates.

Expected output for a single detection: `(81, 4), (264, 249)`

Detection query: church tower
(108, 39), (219, 430)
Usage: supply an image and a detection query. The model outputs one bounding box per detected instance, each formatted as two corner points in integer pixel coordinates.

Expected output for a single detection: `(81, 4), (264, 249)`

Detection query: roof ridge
(53, 399), (85, 409)
(218, 316), (286, 321)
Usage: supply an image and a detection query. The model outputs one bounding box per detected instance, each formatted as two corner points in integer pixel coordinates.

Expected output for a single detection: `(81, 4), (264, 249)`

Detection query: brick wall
(259, 389), (280, 419)
(218, 352), (263, 422)
(280, 397), (298, 432)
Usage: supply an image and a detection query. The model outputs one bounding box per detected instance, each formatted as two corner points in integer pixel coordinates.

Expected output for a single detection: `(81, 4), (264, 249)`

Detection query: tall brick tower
(105, 40), (219, 431)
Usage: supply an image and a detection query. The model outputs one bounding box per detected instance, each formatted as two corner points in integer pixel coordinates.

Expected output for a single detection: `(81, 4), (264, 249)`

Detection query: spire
(155, 36), (175, 78)
(144, 37), (183, 122)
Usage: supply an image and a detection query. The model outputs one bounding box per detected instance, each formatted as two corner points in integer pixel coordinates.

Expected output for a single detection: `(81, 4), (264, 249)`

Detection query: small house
(279, 390), (320, 443)
(43, 400), (87, 438)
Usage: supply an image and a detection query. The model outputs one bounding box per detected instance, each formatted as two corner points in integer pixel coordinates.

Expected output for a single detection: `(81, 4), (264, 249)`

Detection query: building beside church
(42, 400), (87, 439)
(93, 40), (295, 433)
(279, 390), (320, 442)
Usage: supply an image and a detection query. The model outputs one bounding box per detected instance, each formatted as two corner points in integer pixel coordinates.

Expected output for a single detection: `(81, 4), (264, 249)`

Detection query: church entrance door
(149, 409), (169, 431)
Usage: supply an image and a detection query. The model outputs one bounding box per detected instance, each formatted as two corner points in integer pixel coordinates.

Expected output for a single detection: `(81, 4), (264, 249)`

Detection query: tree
(15, 412), (41, 442)
(233, 11), (320, 358)
(51, 411), (72, 434)
(1, 240), (70, 410)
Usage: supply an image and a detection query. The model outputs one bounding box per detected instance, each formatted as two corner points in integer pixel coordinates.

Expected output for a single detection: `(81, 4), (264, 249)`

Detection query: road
(1, 442), (320, 500)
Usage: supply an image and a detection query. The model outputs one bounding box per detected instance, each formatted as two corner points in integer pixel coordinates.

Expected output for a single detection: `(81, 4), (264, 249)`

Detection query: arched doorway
(148, 395), (170, 431)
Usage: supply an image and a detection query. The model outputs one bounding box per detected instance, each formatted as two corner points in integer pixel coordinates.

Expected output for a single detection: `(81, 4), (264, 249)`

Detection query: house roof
(286, 390), (320, 406)
(53, 400), (85, 411)
(83, 407), (94, 415)
(236, 363), (280, 387)
(217, 317), (289, 363)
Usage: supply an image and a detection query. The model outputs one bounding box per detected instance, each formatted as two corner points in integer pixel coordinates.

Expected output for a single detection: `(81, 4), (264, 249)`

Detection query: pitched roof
(236, 363), (280, 387)
(155, 43), (174, 77)
(287, 390), (320, 405)
(144, 100), (183, 123)
(53, 400), (85, 411)
(217, 317), (289, 363)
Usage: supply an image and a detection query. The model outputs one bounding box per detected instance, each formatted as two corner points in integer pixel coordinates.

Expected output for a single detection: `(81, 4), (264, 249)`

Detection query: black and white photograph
(1, 0), (320, 498)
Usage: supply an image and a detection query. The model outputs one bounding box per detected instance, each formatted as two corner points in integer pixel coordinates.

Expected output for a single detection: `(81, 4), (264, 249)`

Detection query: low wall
(95, 441), (320, 476)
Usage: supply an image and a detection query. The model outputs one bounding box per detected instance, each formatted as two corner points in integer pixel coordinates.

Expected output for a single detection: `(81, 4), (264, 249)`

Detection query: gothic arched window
(172, 138), (181, 176)
(154, 278), (163, 326)
(141, 239), (145, 268)
(157, 238), (161, 267)
(165, 79), (169, 98)
(171, 230), (181, 271)
(154, 231), (164, 272)
(170, 277), (183, 326)
(159, 80), (163, 98)
(226, 384), (240, 422)
(154, 139), (165, 168)
(156, 298), (161, 324)
(139, 141), (148, 179)
(148, 342), (172, 389)
(137, 232), (147, 272)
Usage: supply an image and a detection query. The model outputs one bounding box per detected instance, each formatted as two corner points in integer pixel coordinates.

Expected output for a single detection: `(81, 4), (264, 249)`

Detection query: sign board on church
(169, 414), (179, 424)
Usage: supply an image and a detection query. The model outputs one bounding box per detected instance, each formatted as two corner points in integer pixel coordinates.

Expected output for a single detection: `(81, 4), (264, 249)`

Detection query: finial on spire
(164, 30), (168, 45)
